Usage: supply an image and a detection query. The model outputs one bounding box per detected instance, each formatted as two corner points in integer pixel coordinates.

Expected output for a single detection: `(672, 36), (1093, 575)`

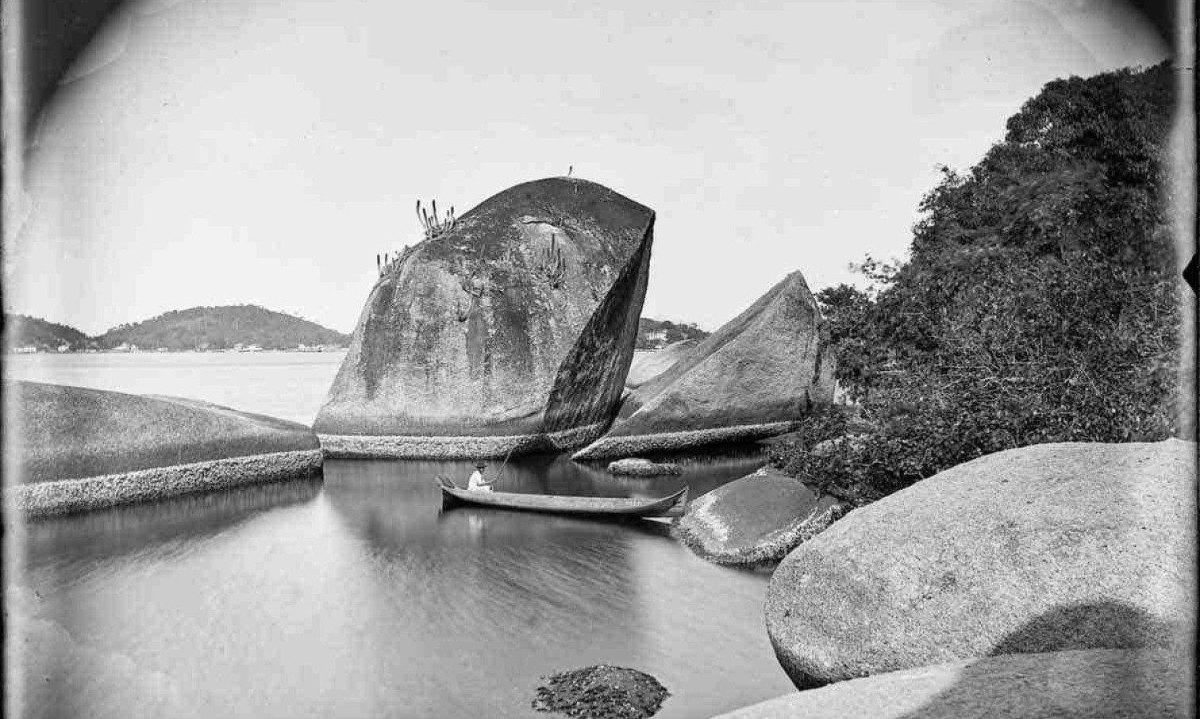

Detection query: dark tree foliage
(772, 61), (1185, 505)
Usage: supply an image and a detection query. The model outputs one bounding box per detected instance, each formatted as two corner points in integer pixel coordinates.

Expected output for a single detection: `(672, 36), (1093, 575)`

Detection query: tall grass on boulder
(771, 62), (1186, 504)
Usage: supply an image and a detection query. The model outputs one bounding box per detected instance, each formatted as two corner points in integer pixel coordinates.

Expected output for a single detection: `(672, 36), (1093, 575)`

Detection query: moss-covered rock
(765, 439), (1197, 689)
(316, 177), (655, 458)
(575, 271), (834, 459)
(532, 665), (669, 719)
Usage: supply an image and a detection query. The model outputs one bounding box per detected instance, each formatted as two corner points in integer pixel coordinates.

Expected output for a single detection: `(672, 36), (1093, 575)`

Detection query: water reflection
(17, 451), (795, 719)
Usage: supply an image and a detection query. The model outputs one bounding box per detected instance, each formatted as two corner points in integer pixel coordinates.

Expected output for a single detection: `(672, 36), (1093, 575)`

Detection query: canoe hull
(437, 477), (688, 517)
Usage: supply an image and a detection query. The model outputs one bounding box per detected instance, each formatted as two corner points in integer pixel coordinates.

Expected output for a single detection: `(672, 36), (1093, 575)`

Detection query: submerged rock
(606, 458), (682, 476)
(714, 649), (1194, 719)
(8, 381), (322, 517)
(316, 177), (655, 458)
(625, 340), (696, 389)
(765, 439), (1197, 689)
(574, 271), (834, 459)
(674, 466), (845, 566)
(532, 665), (669, 719)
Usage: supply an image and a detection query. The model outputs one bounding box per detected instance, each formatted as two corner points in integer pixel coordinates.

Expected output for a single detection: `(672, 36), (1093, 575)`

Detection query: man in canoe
(466, 462), (494, 492)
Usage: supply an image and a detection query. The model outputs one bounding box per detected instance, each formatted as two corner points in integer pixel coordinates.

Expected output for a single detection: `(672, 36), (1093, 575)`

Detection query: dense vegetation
(772, 61), (1187, 505)
(99, 305), (350, 350)
(635, 318), (708, 349)
(4, 314), (93, 351)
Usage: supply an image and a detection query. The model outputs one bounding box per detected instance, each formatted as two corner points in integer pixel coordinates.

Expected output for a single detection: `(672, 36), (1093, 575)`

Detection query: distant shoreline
(5, 347), (349, 355)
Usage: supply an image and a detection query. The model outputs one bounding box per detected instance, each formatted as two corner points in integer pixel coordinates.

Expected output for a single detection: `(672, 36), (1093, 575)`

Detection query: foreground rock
(574, 271), (834, 459)
(674, 466), (844, 566)
(533, 665), (669, 719)
(316, 177), (655, 458)
(714, 648), (1193, 719)
(607, 458), (682, 476)
(625, 340), (696, 389)
(8, 381), (322, 518)
(766, 439), (1197, 689)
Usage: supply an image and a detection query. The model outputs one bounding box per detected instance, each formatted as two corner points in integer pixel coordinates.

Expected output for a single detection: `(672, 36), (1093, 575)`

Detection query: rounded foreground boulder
(532, 665), (669, 719)
(765, 439), (1197, 689)
(713, 648), (1193, 719)
(673, 466), (844, 566)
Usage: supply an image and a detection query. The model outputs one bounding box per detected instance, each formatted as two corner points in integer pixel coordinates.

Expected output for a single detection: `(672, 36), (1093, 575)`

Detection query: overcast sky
(6, 0), (1168, 334)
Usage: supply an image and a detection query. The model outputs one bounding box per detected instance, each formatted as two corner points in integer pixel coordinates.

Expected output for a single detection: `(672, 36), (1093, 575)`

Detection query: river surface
(8, 353), (797, 718)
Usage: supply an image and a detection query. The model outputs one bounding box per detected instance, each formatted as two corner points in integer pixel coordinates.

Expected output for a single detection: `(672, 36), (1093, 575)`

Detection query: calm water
(9, 354), (797, 718)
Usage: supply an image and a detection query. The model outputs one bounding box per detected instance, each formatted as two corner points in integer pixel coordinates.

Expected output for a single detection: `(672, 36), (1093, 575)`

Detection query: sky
(6, 0), (1169, 334)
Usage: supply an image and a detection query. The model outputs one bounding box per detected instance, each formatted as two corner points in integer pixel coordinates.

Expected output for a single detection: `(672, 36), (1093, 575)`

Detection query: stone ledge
(9, 449), (324, 519)
(319, 422), (609, 459)
(572, 421), (801, 460)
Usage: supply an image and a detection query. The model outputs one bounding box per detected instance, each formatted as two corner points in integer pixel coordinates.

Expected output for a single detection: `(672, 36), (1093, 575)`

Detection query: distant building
(57, 344), (70, 353)
(13, 346), (38, 354)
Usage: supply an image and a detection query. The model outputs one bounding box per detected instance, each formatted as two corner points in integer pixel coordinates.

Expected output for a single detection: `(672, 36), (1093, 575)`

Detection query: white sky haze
(7, 0), (1169, 334)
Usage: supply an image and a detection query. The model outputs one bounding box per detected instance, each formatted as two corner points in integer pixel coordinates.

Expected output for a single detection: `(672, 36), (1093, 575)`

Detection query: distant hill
(4, 314), (93, 351)
(97, 305), (350, 351)
(636, 318), (708, 350)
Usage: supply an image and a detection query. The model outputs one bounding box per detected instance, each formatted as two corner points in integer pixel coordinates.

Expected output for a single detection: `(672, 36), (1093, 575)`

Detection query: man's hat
(475, 462), (486, 469)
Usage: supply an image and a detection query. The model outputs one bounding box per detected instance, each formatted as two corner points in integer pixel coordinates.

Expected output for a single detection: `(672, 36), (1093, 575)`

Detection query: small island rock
(765, 439), (1197, 689)
(674, 466), (844, 566)
(606, 458), (683, 476)
(532, 664), (669, 719)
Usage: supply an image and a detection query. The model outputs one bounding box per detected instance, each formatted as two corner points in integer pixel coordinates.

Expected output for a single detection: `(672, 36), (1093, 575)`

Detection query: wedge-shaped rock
(315, 177), (654, 457)
(625, 340), (696, 389)
(674, 466), (844, 566)
(574, 271), (833, 459)
(9, 381), (322, 518)
(765, 439), (1198, 690)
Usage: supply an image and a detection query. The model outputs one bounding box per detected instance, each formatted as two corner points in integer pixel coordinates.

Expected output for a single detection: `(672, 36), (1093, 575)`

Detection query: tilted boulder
(674, 466), (844, 566)
(625, 339), (696, 389)
(765, 439), (1197, 689)
(8, 381), (322, 518)
(315, 177), (654, 458)
(573, 271), (834, 459)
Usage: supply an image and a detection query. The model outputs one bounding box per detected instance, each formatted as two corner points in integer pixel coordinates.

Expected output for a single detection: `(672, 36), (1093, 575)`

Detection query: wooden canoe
(437, 477), (688, 517)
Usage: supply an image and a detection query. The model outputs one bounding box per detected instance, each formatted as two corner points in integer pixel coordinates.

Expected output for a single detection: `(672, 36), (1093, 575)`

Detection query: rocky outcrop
(713, 649), (1194, 719)
(606, 458), (682, 476)
(765, 439), (1197, 689)
(315, 177), (655, 458)
(673, 466), (844, 566)
(625, 340), (696, 389)
(574, 271), (834, 459)
(8, 381), (322, 517)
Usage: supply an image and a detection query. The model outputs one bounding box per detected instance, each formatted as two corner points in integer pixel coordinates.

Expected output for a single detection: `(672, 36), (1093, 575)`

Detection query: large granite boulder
(8, 381), (322, 518)
(573, 271), (833, 459)
(714, 649), (1193, 719)
(765, 439), (1197, 689)
(674, 466), (844, 566)
(315, 177), (655, 458)
(625, 340), (696, 389)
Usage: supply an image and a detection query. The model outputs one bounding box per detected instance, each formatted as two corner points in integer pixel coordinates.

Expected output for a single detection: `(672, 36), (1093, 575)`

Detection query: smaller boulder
(712, 649), (1193, 719)
(674, 466), (845, 566)
(606, 458), (683, 476)
(532, 665), (669, 719)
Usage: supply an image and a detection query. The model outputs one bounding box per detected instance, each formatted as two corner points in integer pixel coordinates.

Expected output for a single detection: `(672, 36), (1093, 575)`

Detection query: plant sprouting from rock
(417, 200), (457, 240)
(535, 234), (568, 288)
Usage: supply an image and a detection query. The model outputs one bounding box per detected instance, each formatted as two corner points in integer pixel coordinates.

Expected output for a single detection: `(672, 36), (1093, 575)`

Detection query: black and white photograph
(2, 0), (1196, 716)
